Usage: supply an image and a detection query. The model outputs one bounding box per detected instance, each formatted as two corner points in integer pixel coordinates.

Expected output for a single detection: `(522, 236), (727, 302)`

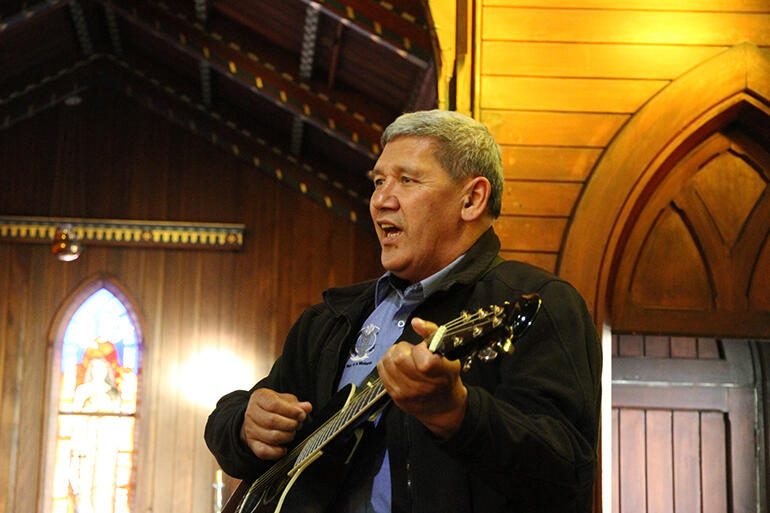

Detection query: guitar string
(289, 311), (504, 462)
(257, 309), (503, 481)
(244, 307), (508, 495)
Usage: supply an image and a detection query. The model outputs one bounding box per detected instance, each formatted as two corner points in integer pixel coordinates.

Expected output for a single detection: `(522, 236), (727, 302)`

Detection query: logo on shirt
(350, 323), (379, 361)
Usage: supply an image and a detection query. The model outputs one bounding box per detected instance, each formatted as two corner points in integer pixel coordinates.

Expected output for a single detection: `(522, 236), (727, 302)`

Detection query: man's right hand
(240, 388), (313, 460)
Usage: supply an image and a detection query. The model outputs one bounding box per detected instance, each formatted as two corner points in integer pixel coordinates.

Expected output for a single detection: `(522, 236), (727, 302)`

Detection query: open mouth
(380, 223), (402, 240)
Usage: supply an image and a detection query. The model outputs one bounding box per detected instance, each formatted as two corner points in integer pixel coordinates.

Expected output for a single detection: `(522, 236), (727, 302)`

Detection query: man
(205, 110), (601, 512)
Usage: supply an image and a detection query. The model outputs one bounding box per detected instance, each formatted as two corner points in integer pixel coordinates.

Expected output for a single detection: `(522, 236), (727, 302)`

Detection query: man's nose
(370, 181), (399, 210)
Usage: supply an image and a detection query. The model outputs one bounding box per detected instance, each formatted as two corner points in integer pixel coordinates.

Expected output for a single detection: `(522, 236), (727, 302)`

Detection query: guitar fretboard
(295, 377), (387, 463)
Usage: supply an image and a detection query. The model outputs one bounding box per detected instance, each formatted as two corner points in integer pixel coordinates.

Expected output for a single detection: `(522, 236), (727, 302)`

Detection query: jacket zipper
(405, 417), (415, 511)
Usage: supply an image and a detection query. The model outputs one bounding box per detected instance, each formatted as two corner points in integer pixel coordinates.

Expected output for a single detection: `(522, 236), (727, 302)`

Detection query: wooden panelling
(501, 182), (582, 216)
(494, 216), (567, 252)
(673, 411), (702, 512)
(701, 412), (729, 513)
(645, 410), (674, 513)
(481, 76), (666, 112)
(750, 234), (770, 309)
(482, 8), (770, 46)
(613, 340), (759, 513)
(483, 0), (770, 9)
(500, 147), (602, 182)
(482, 42), (725, 80)
(482, 111), (629, 147)
(611, 334), (723, 359)
(613, 130), (770, 335)
(0, 89), (382, 513)
(617, 409), (646, 512)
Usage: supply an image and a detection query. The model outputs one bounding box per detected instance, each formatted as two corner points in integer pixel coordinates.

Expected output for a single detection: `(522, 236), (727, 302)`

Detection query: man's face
(369, 136), (468, 283)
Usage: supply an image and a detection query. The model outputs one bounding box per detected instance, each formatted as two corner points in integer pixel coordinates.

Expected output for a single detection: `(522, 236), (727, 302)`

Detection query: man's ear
(460, 176), (491, 222)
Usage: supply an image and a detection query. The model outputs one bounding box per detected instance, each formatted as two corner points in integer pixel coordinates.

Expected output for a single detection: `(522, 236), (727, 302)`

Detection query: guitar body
(226, 384), (373, 513)
(221, 296), (542, 513)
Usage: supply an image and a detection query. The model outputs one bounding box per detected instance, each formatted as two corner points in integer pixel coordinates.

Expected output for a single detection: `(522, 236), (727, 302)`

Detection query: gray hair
(381, 109), (504, 218)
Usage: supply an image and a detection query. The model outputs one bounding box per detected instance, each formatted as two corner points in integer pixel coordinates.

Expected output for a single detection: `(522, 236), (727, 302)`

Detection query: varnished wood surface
(0, 89), (382, 513)
(612, 339), (758, 513)
(481, 2), (770, 300)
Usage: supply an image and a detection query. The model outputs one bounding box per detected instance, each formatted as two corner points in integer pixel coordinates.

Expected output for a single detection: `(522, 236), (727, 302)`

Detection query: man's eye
(373, 179), (384, 187)
(401, 176), (411, 183)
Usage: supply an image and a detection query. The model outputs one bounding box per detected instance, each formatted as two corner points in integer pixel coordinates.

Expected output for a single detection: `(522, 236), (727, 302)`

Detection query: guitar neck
(294, 376), (388, 462)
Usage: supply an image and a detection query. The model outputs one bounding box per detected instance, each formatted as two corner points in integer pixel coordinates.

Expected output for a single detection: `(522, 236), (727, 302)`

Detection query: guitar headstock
(432, 293), (541, 370)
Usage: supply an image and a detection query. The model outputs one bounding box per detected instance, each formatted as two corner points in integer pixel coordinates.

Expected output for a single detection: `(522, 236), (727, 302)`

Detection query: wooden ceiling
(0, 0), (437, 224)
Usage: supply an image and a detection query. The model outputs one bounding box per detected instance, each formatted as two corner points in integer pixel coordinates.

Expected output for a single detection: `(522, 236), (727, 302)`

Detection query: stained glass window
(52, 288), (140, 513)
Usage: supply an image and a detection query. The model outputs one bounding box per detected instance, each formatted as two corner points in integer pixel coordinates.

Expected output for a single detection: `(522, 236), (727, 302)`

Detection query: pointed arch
(41, 274), (145, 513)
(559, 42), (770, 333)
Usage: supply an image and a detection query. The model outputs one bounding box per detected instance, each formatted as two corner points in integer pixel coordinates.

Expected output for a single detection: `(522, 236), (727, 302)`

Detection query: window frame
(41, 276), (145, 513)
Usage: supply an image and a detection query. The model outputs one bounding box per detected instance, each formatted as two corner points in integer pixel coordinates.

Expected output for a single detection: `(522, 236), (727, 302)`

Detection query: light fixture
(51, 225), (83, 261)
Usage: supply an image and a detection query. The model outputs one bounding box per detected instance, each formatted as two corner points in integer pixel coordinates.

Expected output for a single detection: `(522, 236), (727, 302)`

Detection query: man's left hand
(377, 317), (468, 439)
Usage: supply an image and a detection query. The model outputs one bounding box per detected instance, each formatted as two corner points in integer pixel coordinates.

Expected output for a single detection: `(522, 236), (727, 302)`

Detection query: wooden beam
(0, 54), (373, 229)
(102, 0), (382, 158)
(312, 0), (432, 59)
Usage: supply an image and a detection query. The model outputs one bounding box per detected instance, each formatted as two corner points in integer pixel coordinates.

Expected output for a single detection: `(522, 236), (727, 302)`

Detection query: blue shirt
(337, 256), (464, 513)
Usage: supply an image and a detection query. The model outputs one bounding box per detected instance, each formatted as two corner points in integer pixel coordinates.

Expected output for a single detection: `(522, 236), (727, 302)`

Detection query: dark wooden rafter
(0, 53), (373, 227)
(291, 1), (321, 155)
(0, 0), (64, 32)
(326, 20), (344, 90)
(193, 0), (212, 105)
(193, 0), (208, 24)
(99, 0), (383, 158)
(309, 0), (430, 62)
(0, 55), (99, 128)
(406, 59), (436, 111)
(104, 4), (124, 54)
(68, 0), (94, 55)
(199, 58), (212, 105)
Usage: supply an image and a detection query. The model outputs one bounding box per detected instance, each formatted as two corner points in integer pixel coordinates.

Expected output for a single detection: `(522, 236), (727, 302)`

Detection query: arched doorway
(561, 42), (770, 512)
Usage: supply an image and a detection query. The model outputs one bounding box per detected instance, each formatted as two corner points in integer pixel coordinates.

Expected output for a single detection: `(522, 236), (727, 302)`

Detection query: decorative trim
(0, 216), (244, 250)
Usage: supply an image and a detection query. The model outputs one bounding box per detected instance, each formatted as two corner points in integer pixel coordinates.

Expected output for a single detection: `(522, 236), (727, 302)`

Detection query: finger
(247, 406), (303, 432)
(245, 422), (300, 446)
(410, 342), (445, 374)
(246, 439), (287, 460)
(385, 342), (426, 380)
(296, 400), (313, 416)
(254, 390), (311, 421)
(411, 317), (439, 340)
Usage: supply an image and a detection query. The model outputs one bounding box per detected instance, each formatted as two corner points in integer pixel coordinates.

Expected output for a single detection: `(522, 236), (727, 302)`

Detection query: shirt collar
(374, 253), (466, 307)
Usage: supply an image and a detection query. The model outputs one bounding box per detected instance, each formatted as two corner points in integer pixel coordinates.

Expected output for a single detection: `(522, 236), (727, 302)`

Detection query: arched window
(49, 286), (141, 513)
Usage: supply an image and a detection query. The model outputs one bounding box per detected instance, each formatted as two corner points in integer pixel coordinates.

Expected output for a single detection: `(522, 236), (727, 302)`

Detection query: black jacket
(205, 228), (601, 512)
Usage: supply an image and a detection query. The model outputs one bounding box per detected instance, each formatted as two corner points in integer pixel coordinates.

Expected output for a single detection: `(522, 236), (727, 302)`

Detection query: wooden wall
(0, 88), (382, 513)
(479, 0), (770, 275)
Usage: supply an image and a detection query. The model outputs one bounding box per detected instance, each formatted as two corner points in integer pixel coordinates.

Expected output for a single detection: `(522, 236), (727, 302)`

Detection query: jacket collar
(322, 227), (501, 320)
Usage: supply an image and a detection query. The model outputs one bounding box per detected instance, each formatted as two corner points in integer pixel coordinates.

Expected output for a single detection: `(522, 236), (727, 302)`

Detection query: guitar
(223, 293), (542, 513)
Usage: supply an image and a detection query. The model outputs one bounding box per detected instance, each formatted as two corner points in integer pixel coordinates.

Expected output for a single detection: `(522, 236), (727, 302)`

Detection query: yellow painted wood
(428, 0), (457, 110)
(482, 7), (770, 46)
(483, 0), (770, 10)
(502, 181), (583, 216)
(482, 76), (667, 112)
(500, 147), (602, 182)
(482, 42), (726, 80)
(483, 110), (628, 147)
(560, 43), (770, 318)
(494, 215), (567, 251)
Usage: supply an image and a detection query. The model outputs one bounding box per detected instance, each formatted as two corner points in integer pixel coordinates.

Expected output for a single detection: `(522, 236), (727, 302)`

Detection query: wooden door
(612, 336), (763, 513)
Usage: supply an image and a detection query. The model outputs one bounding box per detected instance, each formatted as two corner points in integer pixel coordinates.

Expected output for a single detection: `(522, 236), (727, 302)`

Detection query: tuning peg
(496, 336), (515, 354)
(477, 346), (498, 362)
(462, 355), (474, 373)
